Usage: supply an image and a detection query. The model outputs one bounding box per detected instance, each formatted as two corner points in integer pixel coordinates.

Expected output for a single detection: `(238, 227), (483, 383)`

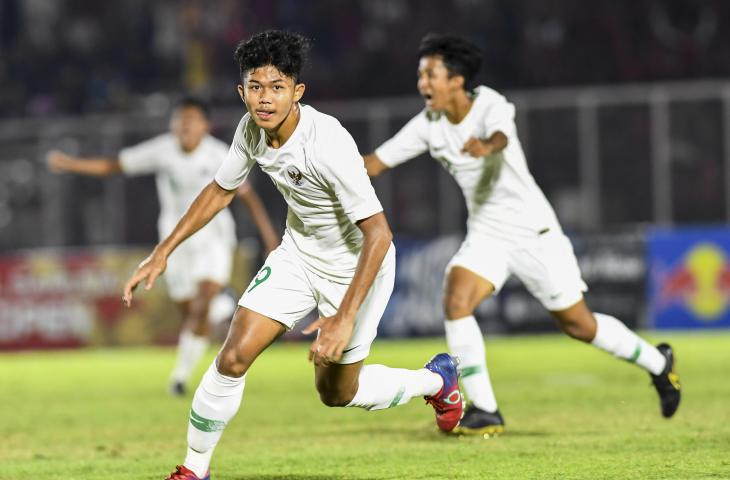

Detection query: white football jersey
(216, 104), (390, 283)
(119, 133), (236, 249)
(376, 85), (561, 241)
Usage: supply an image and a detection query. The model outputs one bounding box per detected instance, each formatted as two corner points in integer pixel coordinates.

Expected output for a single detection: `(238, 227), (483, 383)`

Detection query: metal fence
(1, 79), (729, 250)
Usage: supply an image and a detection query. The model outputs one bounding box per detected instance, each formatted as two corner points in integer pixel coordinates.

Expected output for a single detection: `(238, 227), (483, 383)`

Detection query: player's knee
(216, 349), (251, 378)
(443, 293), (473, 320)
(190, 294), (215, 318)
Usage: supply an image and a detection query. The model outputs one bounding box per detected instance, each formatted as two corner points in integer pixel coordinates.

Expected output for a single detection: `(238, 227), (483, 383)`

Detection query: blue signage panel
(648, 227), (730, 329)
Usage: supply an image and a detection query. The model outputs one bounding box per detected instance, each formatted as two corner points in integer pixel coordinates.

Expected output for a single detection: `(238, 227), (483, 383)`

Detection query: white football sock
(171, 331), (209, 384)
(591, 313), (666, 375)
(445, 315), (498, 412)
(184, 362), (245, 478)
(346, 364), (442, 411)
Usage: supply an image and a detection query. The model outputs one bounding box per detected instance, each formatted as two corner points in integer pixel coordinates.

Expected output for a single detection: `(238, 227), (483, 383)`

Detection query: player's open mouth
(422, 94), (433, 106)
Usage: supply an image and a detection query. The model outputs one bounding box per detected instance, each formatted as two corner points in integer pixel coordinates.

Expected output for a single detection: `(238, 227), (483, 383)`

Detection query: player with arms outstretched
(47, 97), (280, 395)
(364, 33), (681, 436)
(123, 31), (463, 480)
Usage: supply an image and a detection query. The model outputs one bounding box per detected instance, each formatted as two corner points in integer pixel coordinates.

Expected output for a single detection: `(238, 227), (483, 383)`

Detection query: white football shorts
(164, 237), (234, 302)
(446, 228), (587, 311)
(238, 242), (396, 364)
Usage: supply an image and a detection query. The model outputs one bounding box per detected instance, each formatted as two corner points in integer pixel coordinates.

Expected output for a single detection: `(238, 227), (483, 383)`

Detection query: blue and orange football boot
(165, 465), (210, 480)
(423, 353), (464, 432)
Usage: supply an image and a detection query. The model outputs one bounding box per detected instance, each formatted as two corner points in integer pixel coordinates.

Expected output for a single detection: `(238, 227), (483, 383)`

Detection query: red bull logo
(658, 243), (730, 321)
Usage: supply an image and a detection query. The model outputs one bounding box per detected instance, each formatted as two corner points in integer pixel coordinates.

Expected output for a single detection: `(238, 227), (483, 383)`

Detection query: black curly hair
(418, 33), (483, 88)
(175, 96), (210, 119)
(234, 30), (311, 83)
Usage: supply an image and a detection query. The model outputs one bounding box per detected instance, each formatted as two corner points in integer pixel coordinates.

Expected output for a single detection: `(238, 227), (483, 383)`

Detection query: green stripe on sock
(460, 365), (484, 378)
(628, 344), (642, 363)
(388, 387), (406, 408)
(189, 409), (226, 433)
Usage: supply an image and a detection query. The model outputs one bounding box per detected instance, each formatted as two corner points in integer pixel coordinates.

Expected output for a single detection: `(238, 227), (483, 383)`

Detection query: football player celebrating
(364, 33), (681, 436)
(48, 97), (280, 396)
(123, 30), (463, 480)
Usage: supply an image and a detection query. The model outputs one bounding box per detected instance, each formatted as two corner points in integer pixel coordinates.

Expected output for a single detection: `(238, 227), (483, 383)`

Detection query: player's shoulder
(201, 134), (230, 155)
(302, 105), (353, 145)
(473, 85), (510, 105)
(134, 132), (177, 152)
(304, 104), (346, 133)
(233, 112), (266, 156)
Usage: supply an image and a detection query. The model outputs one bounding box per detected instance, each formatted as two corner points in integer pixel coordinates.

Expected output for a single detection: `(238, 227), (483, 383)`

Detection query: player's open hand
(46, 150), (73, 172)
(461, 137), (494, 158)
(303, 314), (355, 366)
(122, 251), (167, 307)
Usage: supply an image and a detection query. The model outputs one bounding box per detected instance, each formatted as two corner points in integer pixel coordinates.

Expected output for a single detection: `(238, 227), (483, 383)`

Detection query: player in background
(47, 97), (280, 396)
(363, 33), (681, 436)
(122, 31), (463, 480)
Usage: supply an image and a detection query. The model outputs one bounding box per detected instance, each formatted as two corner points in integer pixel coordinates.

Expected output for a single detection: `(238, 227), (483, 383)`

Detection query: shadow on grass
(315, 424), (553, 440)
(233, 476), (380, 480)
(500, 429), (551, 437)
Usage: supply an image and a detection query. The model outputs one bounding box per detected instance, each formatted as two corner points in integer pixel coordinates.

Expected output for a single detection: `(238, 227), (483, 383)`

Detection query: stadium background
(2, 2), (730, 480)
(2, 0), (729, 348)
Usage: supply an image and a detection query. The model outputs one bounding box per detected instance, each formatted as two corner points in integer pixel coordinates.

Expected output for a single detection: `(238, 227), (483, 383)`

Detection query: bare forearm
(338, 214), (393, 319)
(485, 131), (508, 154)
(158, 181), (237, 257)
(363, 153), (389, 177)
(54, 155), (121, 176)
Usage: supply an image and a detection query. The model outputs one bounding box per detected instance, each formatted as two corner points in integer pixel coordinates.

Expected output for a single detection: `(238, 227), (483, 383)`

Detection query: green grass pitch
(1, 332), (729, 480)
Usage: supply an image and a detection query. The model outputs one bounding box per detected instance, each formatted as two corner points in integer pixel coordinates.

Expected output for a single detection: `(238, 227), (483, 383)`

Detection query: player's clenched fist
(122, 251), (168, 307)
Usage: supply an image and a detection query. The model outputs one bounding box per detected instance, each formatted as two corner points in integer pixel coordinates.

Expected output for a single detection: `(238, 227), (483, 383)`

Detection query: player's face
(417, 56), (463, 112)
(238, 65), (305, 131)
(170, 106), (210, 152)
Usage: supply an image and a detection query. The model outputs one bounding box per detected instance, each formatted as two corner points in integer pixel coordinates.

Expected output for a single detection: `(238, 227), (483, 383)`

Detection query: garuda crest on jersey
(285, 165), (304, 186)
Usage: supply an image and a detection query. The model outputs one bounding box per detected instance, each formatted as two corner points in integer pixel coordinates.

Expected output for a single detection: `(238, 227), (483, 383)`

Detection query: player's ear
(449, 74), (465, 91)
(293, 83), (305, 103)
(237, 84), (246, 104)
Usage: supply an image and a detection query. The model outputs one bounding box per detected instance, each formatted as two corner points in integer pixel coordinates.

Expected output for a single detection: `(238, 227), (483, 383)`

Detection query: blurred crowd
(1, 0), (729, 119)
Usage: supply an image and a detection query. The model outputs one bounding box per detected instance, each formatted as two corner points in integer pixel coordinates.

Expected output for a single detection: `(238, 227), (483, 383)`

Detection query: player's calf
(315, 362), (362, 407)
(550, 303), (597, 342)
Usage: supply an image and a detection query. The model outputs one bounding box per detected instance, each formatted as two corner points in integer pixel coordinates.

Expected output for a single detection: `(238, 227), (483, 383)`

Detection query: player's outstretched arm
(363, 153), (390, 177)
(123, 181), (237, 306)
(46, 150), (123, 176)
(236, 182), (280, 256)
(303, 212), (392, 366)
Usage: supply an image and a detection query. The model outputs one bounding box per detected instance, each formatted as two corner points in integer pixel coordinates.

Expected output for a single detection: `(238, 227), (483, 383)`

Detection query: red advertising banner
(0, 246), (255, 350)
